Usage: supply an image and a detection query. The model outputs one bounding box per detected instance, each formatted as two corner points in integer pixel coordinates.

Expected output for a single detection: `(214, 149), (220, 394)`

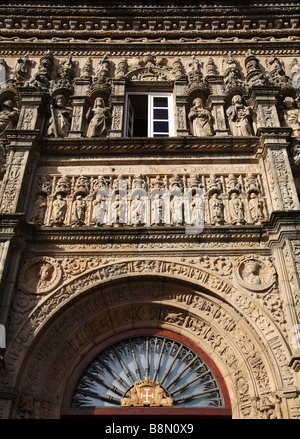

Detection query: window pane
(154, 121), (169, 133)
(154, 109), (168, 120)
(153, 97), (168, 107)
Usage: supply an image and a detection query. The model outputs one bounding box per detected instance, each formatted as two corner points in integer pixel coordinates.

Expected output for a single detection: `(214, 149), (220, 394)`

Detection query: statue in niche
(47, 95), (71, 138)
(249, 193), (264, 223)
(86, 97), (111, 138)
(226, 95), (253, 136)
(188, 98), (214, 136)
(151, 193), (163, 225)
(93, 195), (108, 226)
(209, 193), (224, 225)
(0, 100), (18, 136)
(71, 195), (87, 226)
(31, 195), (47, 225)
(50, 194), (67, 226)
(229, 193), (245, 225)
(191, 192), (204, 226)
(110, 194), (120, 226)
(170, 194), (183, 225)
(131, 194), (146, 225)
(280, 96), (300, 136)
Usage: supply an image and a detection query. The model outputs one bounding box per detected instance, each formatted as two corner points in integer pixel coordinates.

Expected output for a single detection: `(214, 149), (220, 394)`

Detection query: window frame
(124, 91), (175, 138)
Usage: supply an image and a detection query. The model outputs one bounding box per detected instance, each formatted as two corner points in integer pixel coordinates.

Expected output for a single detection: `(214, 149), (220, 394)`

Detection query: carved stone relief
(6, 267), (293, 419)
(29, 172), (268, 227)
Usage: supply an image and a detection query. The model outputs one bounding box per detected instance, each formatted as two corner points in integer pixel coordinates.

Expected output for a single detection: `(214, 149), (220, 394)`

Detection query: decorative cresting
(71, 335), (224, 409)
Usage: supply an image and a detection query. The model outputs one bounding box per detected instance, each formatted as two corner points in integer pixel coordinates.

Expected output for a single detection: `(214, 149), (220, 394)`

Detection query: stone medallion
(234, 255), (275, 292)
(18, 256), (62, 295)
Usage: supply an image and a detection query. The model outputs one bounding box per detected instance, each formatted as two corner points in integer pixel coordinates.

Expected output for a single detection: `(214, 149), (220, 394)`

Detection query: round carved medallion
(235, 255), (275, 292)
(18, 257), (62, 295)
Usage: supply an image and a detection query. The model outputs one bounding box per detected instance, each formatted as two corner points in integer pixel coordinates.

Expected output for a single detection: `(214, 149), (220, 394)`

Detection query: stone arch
(3, 258), (294, 418)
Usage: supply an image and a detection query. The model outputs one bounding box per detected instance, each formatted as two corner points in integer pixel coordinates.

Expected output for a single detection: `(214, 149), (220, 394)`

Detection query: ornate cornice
(0, 1), (299, 54)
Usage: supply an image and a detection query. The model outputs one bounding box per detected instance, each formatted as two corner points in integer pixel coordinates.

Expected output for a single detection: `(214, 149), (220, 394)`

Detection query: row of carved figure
(1, 91), (300, 139)
(0, 51), (299, 138)
(30, 173), (268, 227)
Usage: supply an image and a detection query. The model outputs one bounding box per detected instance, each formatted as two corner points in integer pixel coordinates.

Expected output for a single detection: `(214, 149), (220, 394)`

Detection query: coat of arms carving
(121, 377), (173, 407)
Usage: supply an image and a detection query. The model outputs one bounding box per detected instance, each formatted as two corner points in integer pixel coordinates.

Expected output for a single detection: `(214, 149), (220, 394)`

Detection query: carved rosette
(234, 255), (276, 293)
(18, 256), (62, 295)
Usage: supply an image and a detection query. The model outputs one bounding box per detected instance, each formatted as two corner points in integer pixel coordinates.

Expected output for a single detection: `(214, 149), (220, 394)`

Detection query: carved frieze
(29, 171), (268, 227)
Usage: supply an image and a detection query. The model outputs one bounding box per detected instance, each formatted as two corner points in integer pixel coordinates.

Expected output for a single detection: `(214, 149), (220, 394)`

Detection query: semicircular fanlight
(72, 335), (224, 408)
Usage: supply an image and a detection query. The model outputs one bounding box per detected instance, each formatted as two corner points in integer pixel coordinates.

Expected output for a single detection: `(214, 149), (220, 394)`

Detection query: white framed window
(125, 92), (174, 137)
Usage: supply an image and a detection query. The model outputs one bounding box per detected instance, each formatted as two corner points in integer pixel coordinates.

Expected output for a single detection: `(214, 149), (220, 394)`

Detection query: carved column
(267, 213), (300, 375)
(0, 91), (45, 336)
(108, 78), (126, 138)
(174, 80), (189, 136)
(207, 76), (230, 136)
(250, 86), (300, 212)
(261, 132), (300, 212)
(68, 79), (91, 137)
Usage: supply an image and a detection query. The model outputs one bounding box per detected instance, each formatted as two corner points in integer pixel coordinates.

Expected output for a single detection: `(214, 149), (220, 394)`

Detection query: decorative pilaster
(108, 79), (126, 138)
(16, 88), (48, 134)
(68, 79), (91, 137)
(207, 76), (230, 136)
(174, 80), (189, 136)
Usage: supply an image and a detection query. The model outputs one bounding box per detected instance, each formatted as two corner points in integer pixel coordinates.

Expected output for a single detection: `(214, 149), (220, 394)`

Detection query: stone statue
(249, 193), (264, 223)
(229, 193), (245, 225)
(151, 193), (163, 225)
(170, 194), (183, 225)
(280, 97), (300, 136)
(226, 95), (253, 136)
(188, 97), (213, 136)
(209, 193), (224, 225)
(47, 95), (71, 138)
(71, 195), (87, 226)
(50, 194), (67, 226)
(0, 100), (18, 136)
(31, 195), (47, 225)
(130, 194), (145, 225)
(93, 195), (108, 226)
(86, 97), (111, 138)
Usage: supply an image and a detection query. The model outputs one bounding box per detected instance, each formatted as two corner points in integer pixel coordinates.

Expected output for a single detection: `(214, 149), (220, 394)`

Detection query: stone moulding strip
(41, 136), (260, 155)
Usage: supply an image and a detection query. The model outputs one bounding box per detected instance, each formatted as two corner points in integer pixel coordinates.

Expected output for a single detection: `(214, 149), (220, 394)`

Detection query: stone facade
(0, 0), (299, 419)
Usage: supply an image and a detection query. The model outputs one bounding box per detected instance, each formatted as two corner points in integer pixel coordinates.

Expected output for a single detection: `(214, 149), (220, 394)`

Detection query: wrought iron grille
(72, 335), (224, 408)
